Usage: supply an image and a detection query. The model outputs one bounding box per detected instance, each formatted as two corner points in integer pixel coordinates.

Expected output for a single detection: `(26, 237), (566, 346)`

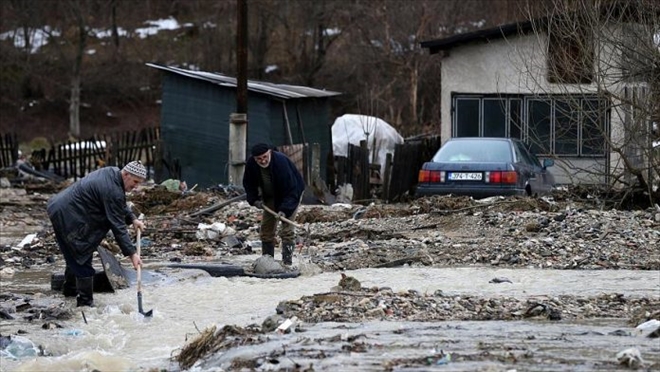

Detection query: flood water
(2, 258), (659, 371)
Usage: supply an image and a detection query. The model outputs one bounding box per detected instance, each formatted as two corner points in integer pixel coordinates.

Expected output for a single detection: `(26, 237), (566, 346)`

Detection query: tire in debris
(168, 264), (245, 278)
(243, 270), (301, 279)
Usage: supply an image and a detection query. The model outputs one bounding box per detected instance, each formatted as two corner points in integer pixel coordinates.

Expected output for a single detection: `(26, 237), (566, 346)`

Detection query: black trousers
(52, 228), (95, 278)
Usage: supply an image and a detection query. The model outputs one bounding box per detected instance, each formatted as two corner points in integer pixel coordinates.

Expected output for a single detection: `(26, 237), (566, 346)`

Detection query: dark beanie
(251, 143), (270, 156)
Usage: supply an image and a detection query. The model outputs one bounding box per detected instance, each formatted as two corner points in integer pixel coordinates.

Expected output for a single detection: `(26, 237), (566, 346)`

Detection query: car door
(519, 143), (551, 194)
(513, 142), (542, 194)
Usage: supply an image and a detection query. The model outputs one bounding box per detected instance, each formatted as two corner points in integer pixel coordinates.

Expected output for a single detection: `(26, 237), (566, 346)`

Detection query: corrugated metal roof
(146, 63), (341, 99)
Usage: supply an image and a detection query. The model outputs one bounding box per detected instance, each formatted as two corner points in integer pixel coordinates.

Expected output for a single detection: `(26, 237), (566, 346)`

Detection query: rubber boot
(76, 276), (95, 307)
(261, 242), (275, 257)
(62, 267), (77, 297)
(282, 242), (294, 266)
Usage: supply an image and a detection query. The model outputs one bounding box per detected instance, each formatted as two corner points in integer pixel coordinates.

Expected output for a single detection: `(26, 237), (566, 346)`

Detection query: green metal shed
(147, 63), (341, 187)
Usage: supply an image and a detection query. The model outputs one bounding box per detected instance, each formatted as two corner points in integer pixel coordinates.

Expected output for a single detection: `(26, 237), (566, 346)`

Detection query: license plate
(448, 172), (482, 181)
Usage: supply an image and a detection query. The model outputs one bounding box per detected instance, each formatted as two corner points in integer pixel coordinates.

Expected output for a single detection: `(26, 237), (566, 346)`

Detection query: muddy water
(1, 260), (659, 371)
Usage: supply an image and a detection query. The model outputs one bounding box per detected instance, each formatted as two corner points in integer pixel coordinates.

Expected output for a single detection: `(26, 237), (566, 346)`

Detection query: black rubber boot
(262, 242), (275, 257)
(76, 276), (95, 307)
(62, 267), (77, 297)
(282, 242), (294, 266)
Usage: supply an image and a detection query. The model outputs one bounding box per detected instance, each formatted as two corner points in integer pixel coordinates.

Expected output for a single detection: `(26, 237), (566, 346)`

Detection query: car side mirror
(543, 159), (554, 168)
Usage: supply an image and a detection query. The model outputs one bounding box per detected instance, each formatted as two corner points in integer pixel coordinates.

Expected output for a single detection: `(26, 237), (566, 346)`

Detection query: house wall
(440, 31), (627, 185)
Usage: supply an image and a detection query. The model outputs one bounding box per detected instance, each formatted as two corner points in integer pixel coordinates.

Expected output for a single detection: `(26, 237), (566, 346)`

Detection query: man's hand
(129, 253), (143, 270)
(278, 211), (286, 219)
(133, 219), (146, 232)
(254, 200), (263, 209)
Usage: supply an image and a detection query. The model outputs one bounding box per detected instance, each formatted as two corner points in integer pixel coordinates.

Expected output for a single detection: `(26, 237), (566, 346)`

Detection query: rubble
(0, 182), (658, 370)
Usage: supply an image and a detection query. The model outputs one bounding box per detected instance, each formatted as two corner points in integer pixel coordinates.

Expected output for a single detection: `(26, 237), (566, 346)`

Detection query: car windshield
(432, 140), (513, 162)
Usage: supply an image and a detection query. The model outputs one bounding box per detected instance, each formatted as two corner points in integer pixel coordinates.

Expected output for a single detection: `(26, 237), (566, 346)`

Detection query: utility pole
(229, 0), (248, 185)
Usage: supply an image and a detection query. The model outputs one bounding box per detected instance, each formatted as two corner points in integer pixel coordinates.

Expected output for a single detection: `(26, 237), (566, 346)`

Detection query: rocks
(273, 289), (659, 323)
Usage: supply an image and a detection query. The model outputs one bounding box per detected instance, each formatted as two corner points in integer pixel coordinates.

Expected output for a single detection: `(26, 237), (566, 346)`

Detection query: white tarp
(331, 114), (404, 174)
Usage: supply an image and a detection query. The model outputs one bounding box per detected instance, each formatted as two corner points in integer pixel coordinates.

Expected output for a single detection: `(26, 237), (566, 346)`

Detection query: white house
(421, 8), (658, 186)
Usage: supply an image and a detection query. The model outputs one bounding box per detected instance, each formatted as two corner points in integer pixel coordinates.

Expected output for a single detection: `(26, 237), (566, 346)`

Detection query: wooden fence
(329, 136), (442, 202)
(0, 133), (19, 168)
(27, 127), (160, 181)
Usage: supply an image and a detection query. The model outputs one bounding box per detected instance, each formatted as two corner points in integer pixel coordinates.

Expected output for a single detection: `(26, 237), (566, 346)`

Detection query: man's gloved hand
(254, 200), (263, 209)
(278, 212), (286, 219)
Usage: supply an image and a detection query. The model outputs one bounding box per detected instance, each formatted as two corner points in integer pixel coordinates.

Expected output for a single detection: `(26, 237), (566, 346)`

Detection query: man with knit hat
(243, 143), (305, 265)
(47, 160), (147, 307)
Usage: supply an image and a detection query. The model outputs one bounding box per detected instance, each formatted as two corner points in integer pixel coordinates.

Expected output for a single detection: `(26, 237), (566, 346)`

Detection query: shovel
(136, 229), (153, 317)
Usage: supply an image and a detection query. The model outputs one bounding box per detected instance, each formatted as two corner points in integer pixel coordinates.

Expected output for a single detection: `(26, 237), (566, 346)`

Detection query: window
(547, 17), (594, 84)
(526, 96), (608, 156)
(455, 98), (479, 137)
(483, 99), (507, 137)
(453, 94), (609, 157)
(453, 96), (523, 139)
(528, 99), (552, 154)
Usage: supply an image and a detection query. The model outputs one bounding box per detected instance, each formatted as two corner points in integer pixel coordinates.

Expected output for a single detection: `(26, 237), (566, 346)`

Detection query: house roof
(420, 20), (539, 55)
(146, 63), (341, 99)
(421, 1), (659, 55)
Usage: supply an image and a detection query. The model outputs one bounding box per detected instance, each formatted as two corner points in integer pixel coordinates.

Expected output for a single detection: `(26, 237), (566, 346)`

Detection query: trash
(16, 233), (37, 249)
(62, 329), (83, 336)
(436, 353), (451, 365)
(140, 237), (152, 247)
(489, 277), (513, 284)
(276, 316), (298, 334)
(221, 235), (243, 249)
(635, 319), (660, 338)
(0, 335), (40, 359)
(196, 222), (236, 240)
(616, 347), (644, 368)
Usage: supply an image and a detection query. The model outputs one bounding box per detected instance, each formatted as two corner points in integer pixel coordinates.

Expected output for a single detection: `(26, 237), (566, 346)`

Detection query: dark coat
(47, 167), (136, 264)
(243, 150), (305, 217)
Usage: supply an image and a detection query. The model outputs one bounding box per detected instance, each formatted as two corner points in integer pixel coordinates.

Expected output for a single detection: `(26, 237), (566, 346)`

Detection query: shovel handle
(136, 229), (142, 292)
(262, 205), (303, 229)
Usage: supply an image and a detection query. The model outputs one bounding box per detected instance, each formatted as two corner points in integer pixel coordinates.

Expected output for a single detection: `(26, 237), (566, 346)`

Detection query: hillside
(0, 0), (533, 147)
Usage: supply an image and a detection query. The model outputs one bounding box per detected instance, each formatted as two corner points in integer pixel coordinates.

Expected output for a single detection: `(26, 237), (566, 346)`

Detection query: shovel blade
(137, 291), (153, 317)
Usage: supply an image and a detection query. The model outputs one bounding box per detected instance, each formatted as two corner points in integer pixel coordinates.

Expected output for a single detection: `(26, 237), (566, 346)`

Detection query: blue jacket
(47, 167), (137, 264)
(243, 150), (305, 217)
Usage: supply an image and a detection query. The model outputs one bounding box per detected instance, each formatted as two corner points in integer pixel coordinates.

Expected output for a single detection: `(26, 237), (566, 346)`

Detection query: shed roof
(146, 63), (341, 99)
(420, 20), (537, 55)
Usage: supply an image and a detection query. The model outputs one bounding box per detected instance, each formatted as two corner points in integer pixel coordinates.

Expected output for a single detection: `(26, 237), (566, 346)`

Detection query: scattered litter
(0, 335), (40, 359)
(195, 222), (236, 240)
(636, 319), (660, 338)
(276, 316), (298, 334)
(489, 277), (513, 284)
(616, 347), (644, 368)
(16, 233), (37, 249)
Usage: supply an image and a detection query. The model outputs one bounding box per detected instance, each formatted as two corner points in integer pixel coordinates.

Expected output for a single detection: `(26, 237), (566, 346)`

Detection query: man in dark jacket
(243, 143), (305, 265)
(47, 160), (147, 307)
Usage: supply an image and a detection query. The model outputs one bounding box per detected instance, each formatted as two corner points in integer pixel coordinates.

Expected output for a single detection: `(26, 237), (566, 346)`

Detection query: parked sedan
(416, 137), (555, 198)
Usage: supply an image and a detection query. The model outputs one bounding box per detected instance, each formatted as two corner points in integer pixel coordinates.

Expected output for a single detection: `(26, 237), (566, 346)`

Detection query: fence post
(383, 152), (393, 201)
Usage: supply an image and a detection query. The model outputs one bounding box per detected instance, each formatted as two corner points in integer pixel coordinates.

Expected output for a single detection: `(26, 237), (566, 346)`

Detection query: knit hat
(122, 160), (147, 179)
(251, 143), (270, 157)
